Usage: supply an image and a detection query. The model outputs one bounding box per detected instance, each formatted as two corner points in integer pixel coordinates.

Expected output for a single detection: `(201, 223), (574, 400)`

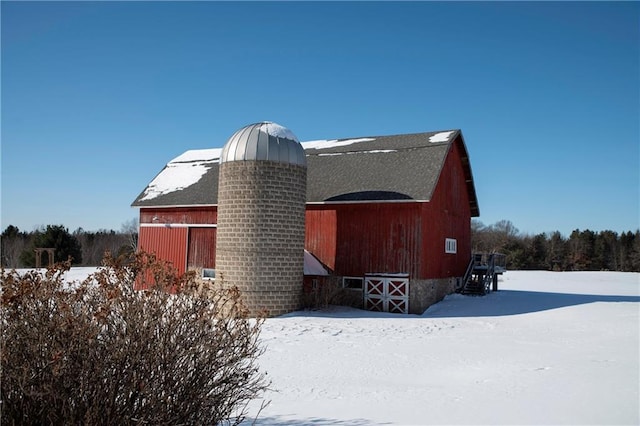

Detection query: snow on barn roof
(139, 148), (222, 202)
(131, 129), (479, 217)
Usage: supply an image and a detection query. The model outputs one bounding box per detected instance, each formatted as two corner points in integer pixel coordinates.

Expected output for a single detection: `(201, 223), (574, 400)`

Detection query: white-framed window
(342, 276), (364, 290)
(445, 238), (457, 254)
(202, 268), (216, 280)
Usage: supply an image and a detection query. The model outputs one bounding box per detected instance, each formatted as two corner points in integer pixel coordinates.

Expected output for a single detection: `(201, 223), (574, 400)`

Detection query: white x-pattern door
(364, 275), (409, 314)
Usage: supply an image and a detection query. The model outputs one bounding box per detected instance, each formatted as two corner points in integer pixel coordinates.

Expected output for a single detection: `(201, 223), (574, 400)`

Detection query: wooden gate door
(364, 274), (409, 314)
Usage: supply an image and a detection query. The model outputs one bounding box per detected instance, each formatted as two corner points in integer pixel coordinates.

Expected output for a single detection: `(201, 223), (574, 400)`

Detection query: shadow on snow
(282, 291), (640, 319)
(423, 290), (640, 318)
(249, 416), (389, 425)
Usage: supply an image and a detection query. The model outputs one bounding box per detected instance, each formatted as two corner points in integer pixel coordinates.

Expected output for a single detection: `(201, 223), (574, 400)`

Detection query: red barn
(132, 129), (479, 314)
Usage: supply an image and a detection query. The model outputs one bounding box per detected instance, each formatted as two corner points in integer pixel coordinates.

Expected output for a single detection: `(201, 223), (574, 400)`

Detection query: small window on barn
(202, 268), (216, 280)
(445, 238), (457, 254)
(343, 277), (364, 290)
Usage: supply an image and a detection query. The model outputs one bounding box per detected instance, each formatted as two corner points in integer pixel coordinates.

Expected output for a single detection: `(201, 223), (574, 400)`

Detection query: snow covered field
(248, 271), (639, 425)
(14, 269), (639, 424)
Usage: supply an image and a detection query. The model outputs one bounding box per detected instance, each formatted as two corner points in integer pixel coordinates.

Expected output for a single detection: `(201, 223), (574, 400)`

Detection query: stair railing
(493, 253), (506, 273)
(461, 255), (477, 292)
(482, 254), (496, 293)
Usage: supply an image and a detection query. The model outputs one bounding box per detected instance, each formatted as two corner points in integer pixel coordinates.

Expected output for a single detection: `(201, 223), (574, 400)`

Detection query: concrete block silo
(215, 122), (307, 316)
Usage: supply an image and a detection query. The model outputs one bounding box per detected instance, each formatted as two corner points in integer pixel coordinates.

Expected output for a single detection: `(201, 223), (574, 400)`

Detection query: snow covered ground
(247, 271), (639, 425)
(13, 269), (639, 424)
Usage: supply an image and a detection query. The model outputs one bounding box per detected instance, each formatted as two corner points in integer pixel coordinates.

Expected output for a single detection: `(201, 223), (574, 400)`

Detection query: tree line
(1, 220), (138, 268)
(2, 219), (639, 271)
(472, 220), (640, 272)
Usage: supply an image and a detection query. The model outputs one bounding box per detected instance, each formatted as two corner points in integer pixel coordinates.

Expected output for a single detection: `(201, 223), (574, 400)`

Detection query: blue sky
(2, 1), (638, 236)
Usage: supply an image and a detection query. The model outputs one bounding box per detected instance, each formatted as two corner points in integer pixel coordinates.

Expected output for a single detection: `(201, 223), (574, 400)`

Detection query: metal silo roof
(220, 122), (307, 166)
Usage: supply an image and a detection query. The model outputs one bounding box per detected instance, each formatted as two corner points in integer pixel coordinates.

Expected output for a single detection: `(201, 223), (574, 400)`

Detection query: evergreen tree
(503, 237), (528, 269)
(546, 231), (567, 271)
(619, 231), (636, 271)
(19, 225), (83, 267)
(568, 229), (596, 270)
(529, 233), (548, 269)
(594, 230), (618, 271)
(2, 225), (20, 239)
(630, 230), (640, 271)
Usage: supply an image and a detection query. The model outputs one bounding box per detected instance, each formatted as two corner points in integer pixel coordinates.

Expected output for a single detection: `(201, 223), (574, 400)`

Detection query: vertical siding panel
(305, 208), (337, 270)
(332, 203), (421, 278)
(187, 228), (217, 269)
(138, 227), (188, 275)
(422, 138), (472, 279)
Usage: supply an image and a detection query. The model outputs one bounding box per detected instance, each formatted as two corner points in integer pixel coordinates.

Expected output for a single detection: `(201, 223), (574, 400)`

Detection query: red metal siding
(421, 140), (472, 278)
(306, 203), (423, 278)
(335, 203), (423, 277)
(138, 227), (188, 275)
(140, 207), (217, 225)
(305, 208), (337, 270)
(187, 227), (216, 270)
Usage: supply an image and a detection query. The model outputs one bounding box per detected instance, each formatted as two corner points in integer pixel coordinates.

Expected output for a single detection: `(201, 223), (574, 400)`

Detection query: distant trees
(18, 225), (83, 267)
(1, 226), (29, 269)
(1, 221), (138, 268)
(2, 220), (638, 271)
(472, 219), (640, 272)
(120, 217), (139, 255)
(72, 228), (133, 266)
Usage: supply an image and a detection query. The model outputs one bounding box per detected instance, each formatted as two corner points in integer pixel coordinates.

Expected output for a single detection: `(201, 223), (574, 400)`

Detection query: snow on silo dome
(220, 121), (306, 166)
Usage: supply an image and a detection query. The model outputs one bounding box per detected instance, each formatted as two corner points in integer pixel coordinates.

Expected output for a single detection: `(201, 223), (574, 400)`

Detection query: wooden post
(47, 248), (55, 266)
(492, 273), (498, 292)
(34, 248), (55, 268)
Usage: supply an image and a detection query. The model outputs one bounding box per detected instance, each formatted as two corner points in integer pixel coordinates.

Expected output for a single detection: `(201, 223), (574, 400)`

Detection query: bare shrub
(1, 252), (268, 425)
(301, 276), (358, 310)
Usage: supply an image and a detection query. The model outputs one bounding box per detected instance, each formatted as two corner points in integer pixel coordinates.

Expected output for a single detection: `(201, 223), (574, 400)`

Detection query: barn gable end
(304, 132), (475, 279)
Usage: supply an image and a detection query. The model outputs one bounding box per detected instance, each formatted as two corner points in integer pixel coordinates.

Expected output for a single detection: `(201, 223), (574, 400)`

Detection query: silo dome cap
(220, 121), (307, 166)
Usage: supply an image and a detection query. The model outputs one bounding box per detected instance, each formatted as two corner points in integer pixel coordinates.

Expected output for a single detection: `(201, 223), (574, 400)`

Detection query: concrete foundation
(408, 277), (459, 314)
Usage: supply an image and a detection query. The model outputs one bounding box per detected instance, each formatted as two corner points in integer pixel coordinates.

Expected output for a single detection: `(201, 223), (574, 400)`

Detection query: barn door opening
(364, 274), (409, 314)
(187, 227), (217, 270)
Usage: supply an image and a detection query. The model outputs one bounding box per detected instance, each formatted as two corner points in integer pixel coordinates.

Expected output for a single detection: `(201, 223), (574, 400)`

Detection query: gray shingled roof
(131, 129), (479, 217)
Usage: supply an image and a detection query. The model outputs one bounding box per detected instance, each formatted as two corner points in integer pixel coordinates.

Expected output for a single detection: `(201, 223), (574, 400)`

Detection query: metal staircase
(460, 253), (506, 296)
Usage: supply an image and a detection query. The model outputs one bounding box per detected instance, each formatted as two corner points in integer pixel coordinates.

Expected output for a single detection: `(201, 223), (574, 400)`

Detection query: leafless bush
(301, 277), (359, 310)
(1, 252), (268, 425)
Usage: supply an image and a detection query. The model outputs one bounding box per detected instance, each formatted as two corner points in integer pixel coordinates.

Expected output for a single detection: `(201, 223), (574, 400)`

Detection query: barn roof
(131, 129), (479, 217)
